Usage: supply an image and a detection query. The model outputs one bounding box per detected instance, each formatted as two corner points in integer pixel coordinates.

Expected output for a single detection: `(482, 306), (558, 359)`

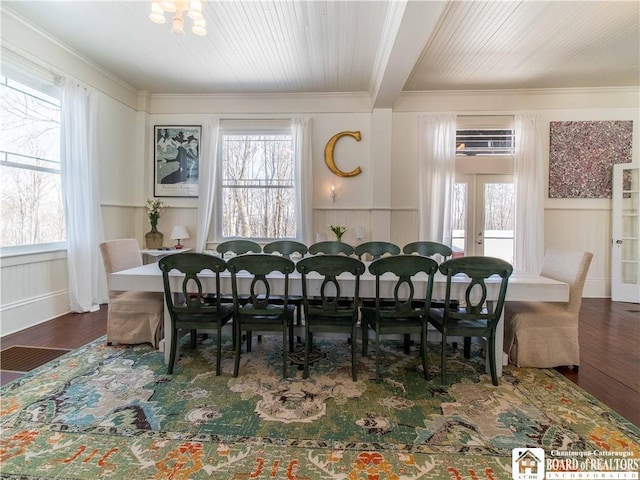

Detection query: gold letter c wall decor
(324, 131), (362, 177)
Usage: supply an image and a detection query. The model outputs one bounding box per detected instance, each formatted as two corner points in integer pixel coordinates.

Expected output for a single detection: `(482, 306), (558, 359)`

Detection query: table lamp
(170, 225), (190, 249)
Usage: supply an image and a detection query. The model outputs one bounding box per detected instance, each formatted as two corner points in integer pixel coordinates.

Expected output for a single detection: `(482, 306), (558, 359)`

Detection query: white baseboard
(0, 290), (70, 337)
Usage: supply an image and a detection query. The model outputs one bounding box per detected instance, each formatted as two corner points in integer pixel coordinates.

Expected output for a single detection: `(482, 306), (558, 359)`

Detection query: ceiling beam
(370, 0), (447, 108)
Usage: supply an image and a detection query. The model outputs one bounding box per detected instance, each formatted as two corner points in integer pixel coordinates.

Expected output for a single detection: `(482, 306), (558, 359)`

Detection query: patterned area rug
(1, 335), (638, 479)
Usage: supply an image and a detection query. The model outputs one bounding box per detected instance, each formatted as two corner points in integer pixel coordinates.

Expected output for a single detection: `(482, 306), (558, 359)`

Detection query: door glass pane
(483, 182), (514, 263)
(452, 183), (466, 257)
(621, 168), (639, 283)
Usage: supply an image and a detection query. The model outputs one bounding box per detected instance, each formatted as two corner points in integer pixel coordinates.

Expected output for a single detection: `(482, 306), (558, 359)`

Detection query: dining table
(109, 259), (569, 378)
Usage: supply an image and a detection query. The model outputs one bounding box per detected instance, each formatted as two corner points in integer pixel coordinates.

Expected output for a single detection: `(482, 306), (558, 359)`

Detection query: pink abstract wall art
(548, 120), (633, 198)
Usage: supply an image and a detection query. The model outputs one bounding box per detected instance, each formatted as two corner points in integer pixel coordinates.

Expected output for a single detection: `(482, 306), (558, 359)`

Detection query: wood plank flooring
(1, 299), (638, 427)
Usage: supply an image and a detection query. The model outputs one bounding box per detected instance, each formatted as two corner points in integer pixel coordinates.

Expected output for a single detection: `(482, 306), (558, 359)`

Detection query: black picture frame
(154, 125), (201, 197)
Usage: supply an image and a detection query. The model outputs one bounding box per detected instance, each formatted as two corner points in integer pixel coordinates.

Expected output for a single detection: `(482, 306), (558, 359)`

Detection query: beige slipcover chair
(99, 239), (164, 347)
(504, 248), (593, 368)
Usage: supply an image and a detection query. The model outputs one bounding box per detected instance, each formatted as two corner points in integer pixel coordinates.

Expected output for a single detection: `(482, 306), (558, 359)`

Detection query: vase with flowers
(145, 198), (165, 249)
(329, 225), (347, 242)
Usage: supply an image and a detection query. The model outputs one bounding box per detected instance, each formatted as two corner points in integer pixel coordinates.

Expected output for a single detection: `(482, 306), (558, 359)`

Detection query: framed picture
(154, 125), (201, 197)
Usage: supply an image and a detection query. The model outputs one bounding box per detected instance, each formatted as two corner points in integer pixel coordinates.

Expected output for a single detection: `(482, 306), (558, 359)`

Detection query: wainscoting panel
(0, 252), (69, 336)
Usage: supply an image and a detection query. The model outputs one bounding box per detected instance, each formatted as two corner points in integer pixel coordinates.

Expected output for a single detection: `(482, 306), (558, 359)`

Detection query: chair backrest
(227, 254), (295, 315)
(439, 256), (513, 326)
(368, 255), (439, 316)
(263, 240), (308, 259)
(99, 239), (143, 296)
(403, 241), (452, 261)
(308, 241), (355, 256)
(355, 241), (400, 260)
(158, 253), (228, 316)
(216, 239), (262, 258)
(296, 255), (365, 316)
(540, 248), (593, 314)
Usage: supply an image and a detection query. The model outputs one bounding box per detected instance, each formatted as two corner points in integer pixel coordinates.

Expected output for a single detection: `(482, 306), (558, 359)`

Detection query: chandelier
(149, 0), (207, 36)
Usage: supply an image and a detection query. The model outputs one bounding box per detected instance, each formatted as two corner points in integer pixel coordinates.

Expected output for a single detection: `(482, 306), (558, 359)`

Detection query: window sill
(0, 243), (67, 266)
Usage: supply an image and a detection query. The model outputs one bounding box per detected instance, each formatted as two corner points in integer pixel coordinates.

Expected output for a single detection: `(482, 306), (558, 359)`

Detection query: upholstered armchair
(504, 248), (593, 369)
(99, 239), (164, 347)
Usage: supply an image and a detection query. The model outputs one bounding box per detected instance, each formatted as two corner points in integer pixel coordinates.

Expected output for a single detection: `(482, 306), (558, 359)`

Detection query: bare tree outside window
(0, 75), (64, 247)
(220, 132), (296, 239)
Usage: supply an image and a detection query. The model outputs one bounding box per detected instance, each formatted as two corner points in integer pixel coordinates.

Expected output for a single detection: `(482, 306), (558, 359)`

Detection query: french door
(611, 162), (640, 303)
(453, 174), (515, 263)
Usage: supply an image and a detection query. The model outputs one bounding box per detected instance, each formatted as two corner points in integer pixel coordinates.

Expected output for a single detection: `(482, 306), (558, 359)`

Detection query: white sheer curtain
(196, 116), (220, 252)
(417, 114), (457, 245)
(514, 114), (544, 273)
(61, 79), (107, 312)
(293, 116), (313, 244)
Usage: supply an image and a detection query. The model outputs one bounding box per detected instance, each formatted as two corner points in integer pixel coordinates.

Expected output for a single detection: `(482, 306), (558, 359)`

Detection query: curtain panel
(61, 80), (107, 312)
(514, 114), (544, 273)
(417, 114), (457, 245)
(196, 116), (220, 252)
(293, 117), (313, 244)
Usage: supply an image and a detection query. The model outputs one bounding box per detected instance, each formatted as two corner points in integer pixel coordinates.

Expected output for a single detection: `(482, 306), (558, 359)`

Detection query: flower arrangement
(329, 225), (347, 241)
(145, 198), (165, 228)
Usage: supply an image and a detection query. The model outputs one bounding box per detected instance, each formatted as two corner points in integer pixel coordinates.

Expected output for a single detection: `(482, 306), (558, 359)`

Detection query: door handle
(616, 239), (623, 245)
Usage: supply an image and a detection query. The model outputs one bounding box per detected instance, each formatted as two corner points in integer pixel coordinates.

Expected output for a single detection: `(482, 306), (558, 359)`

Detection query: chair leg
(303, 329), (311, 379)
(288, 316), (294, 352)
(168, 328), (178, 375)
(441, 339), (447, 385)
(351, 325), (357, 382)
(375, 331), (381, 381)
(246, 331), (252, 352)
(216, 326), (222, 376)
(488, 335), (498, 386)
(420, 328), (428, 380)
(404, 333), (411, 354)
(282, 325), (288, 378)
(233, 322), (241, 378)
(190, 329), (197, 349)
(463, 337), (471, 359)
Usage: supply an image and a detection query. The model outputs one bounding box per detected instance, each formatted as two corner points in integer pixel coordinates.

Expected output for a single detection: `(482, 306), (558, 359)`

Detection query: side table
(140, 247), (192, 264)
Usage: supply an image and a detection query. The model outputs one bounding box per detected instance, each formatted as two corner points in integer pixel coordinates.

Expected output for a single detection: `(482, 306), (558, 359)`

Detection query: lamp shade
(170, 225), (190, 240)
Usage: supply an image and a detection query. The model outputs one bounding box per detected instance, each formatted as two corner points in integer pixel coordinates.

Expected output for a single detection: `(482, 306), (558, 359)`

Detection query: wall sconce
(355, 226), (365, 241)
(170, 225), (190, 249)
(331, 184), (337, 203)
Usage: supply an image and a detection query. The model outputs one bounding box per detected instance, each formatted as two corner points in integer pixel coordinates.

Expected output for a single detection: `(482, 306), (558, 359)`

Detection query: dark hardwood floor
(1, 299), (638, 427)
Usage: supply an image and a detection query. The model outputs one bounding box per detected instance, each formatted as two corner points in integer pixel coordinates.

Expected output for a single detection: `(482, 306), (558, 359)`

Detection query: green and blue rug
(1, 335), (638, 479)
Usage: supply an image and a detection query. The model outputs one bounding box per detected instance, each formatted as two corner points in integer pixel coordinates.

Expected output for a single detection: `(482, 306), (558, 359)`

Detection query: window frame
(215, 120), (298, 242)
(0, 66), (65, 257)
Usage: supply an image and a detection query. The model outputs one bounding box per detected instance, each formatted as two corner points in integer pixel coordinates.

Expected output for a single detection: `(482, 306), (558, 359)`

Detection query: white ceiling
(2, 0), (639, 106)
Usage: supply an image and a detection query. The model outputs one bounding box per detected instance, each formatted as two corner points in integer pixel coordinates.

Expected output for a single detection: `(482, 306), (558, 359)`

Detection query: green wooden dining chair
(355, 241), (400, 261)
(403, 241), (457, 311)
(296, 255), (365, 381)
(216, 239), (262, 258)
(427, 256), (513, 386)
(360, 255), (438, 381)
(263, 240), (308, 259)
(403, 241), (452, 260)
(158, 253), (234, 376)
(263, 240), (308, 335)
(227, 254), (296, 378)
(308, 241), (355, 256)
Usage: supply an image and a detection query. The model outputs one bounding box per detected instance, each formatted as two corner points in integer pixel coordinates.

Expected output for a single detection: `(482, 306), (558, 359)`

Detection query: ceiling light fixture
(149, 0), (207, 37)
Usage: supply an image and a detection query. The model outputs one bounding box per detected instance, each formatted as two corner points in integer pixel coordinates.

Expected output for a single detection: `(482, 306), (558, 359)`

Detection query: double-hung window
(218, 120), (297, 240)
(0, 68), (64, 250)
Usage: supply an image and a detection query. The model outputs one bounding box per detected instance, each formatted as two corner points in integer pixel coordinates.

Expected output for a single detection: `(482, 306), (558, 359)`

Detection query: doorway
(452, 174), (514, 263)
